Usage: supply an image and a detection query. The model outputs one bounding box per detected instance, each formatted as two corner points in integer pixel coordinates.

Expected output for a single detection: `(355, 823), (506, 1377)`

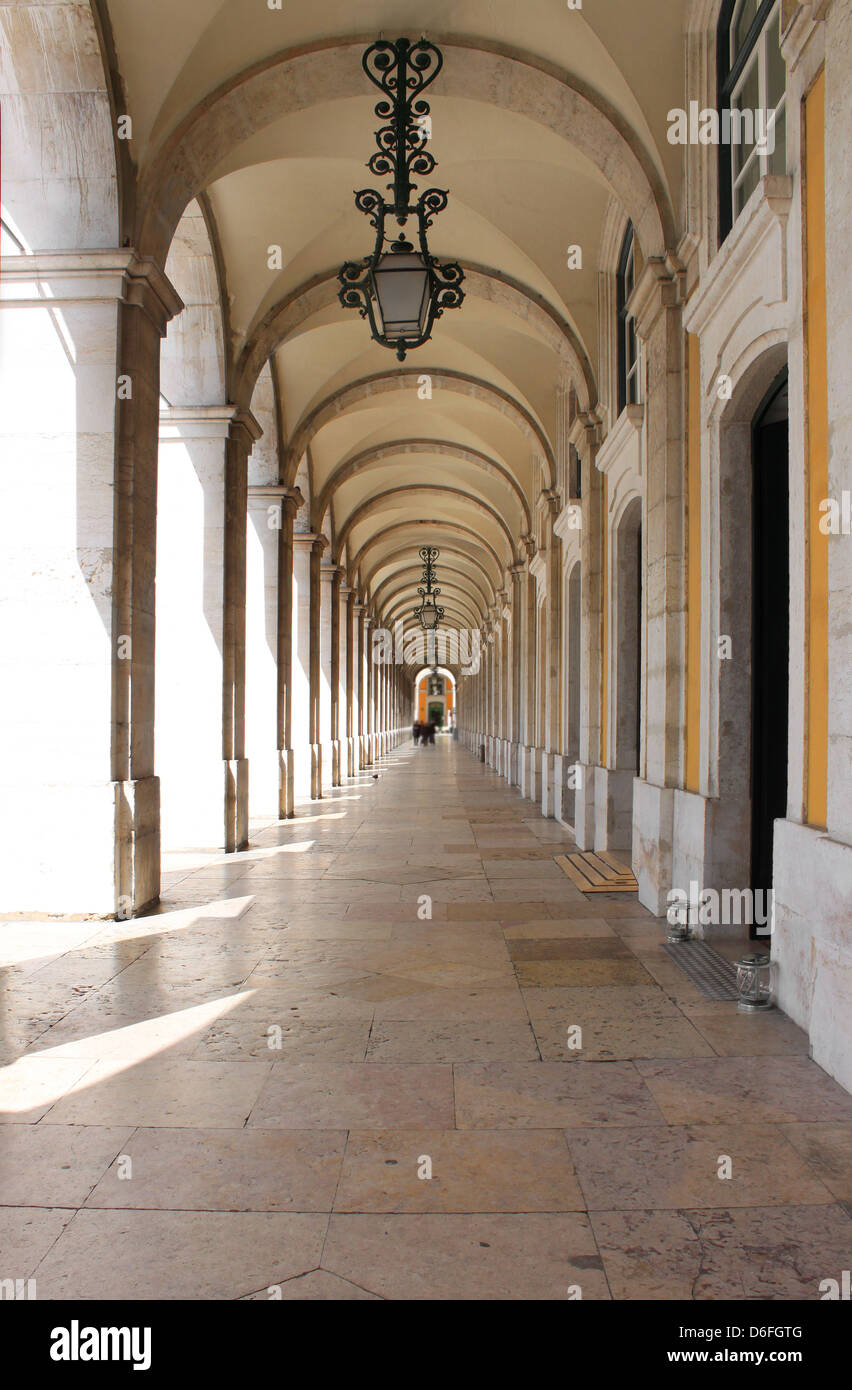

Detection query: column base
(279, 749), (295, 818)
(633, 777), (675, 915)
(773, 821), (852, 1094)
(670, 787), (751, 924)
(594, 767), (635, 852)
(520, 746), (542, 801)
(541, 751), (554, 818)
(225, 758), (249, 851)
(115, 775), (161, 917)
(573, 764), (596, 850)
(310, 743), (323, 799)
(320, 740), (336, 791)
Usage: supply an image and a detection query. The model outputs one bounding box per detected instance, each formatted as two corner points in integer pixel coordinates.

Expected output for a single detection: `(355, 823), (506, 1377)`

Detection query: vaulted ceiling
(102, 0), (687, 660)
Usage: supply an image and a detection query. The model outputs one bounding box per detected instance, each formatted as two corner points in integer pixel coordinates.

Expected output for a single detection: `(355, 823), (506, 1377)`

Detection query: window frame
(718, 0), (787, 242)
(616, 222), (639, 417)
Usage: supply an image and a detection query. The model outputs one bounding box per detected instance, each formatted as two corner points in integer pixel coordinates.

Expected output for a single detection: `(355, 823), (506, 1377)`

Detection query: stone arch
(384, 590), (483, 632)
(136, 39), (673, 269)
(372, 565), (492, 620)
(0, 0), (120, 251)
(236, 264), (597, 413)
(711, 340), (789, 828)
(351, 521), (504, 592)
(160, 198), (227, 408)
(335, 486), (518, 567)
(313, 439), (532, 535)
(288, 369), (556, 491)
(363, 546), (498, 610)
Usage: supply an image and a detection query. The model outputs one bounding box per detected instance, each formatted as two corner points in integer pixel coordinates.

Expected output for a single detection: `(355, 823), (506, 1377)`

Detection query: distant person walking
(412, 721), (421, 745)
(423, 720), (436, 746)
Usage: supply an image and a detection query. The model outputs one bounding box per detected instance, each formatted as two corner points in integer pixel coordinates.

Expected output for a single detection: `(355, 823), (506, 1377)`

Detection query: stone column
(222, 410), (263, 851)
(520, 551), (540, 800)
(0, 251), (181, 915)
(156, 405), (240, 853)
(274, 488), (304, 817)
(317, 558), (337, 793)
(344, 588), (357, 776)
(542, 494), (564, 819)
(245, 482), (284, 822)
(356, 604), (368, 768)
(335, 579), (350, 783)
(631, 259), (686, 911)
(575, 417), (604, 850)
(509, 564), (524, 784)
(498, 599), (509, 777)
(309, 535), (330, 798)
(291, 534), (314, 802)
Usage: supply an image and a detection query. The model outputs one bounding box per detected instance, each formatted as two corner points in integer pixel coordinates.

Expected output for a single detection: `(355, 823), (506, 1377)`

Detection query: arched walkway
(8, 738), (849, 1299)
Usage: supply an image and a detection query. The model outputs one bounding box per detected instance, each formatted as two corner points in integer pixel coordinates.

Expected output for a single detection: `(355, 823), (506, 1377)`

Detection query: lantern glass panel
(372, 249), (430, 339)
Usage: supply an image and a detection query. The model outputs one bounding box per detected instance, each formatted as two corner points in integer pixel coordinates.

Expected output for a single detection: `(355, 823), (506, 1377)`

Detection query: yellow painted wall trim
(685, 332), (702, 793)
(601, 475), (608, 768)
(804, 68), (828, 828)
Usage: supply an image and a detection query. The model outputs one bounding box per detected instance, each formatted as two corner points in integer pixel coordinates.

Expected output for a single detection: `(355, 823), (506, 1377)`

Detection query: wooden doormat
(554, 851), (638, 893)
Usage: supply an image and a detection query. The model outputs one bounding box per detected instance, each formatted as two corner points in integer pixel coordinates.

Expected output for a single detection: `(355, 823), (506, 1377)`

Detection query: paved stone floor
(2, 739), (851, 1300)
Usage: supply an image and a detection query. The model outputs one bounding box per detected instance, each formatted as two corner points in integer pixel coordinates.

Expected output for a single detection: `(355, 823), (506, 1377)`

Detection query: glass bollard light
(735, 952), (774, 1012)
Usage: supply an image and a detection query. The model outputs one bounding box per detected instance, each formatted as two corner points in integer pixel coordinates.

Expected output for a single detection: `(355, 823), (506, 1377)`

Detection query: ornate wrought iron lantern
(735, 953), (774, 1012)
(413, 544), (444, 631)
(338, 38), (464, 360)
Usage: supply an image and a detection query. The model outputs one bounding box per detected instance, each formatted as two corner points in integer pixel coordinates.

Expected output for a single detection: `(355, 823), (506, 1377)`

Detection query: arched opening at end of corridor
(412, 668), (457, 744)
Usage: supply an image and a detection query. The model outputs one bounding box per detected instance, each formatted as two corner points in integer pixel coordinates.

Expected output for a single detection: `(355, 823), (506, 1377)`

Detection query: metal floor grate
(662, 940), (739, 1000)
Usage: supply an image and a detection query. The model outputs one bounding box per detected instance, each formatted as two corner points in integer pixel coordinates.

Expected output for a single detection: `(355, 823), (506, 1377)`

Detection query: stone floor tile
(0, 1124), (132, 1206)
(322, 1213), (610, 1299)
(565, 1123), (835, 1209)
(31, 1209), (328, 1299)
(515, 958), (654, 988)
(591, 1204), (852, 1300)
(334, 1129), (583, 1212)
(688, 1010), (811, 1056)
(84, 1128), (346, 1211)
(0, 1207), (76, 1280)
(779, 1123), (852, 1201)
(0, 1055), (97, 1123)
(242, 1269), (381, 1299)
(371, 986), (530, 1023)
(41, 1058), (273, 1129)
(365, 1020), (539, 1064)
(636, 1057), (852, 1124)
(248, 1062), (454, 1129)
(455, 1061), (666, 1128)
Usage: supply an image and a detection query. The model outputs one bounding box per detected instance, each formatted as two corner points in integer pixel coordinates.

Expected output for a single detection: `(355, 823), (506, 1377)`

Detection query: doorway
(750, 369), (789, 935)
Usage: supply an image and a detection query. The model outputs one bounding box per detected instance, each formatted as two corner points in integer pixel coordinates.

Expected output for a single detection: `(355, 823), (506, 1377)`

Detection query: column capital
(519, 534), (537, 559)
(629, 255), (685, 341)
(228, 408), (263, 449)
(537, 488), (561, 521)
(320, 561), (344, 583)
(570, 409), (604, 453)
(0, 249), (183, 337)
(247, 483), (302, 506)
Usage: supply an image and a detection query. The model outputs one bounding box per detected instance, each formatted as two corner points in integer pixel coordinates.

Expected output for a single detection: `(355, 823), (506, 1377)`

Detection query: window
(718, 0), (787, 240)
(569, 443), (581, 500)
(616, 222), (639, 416)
